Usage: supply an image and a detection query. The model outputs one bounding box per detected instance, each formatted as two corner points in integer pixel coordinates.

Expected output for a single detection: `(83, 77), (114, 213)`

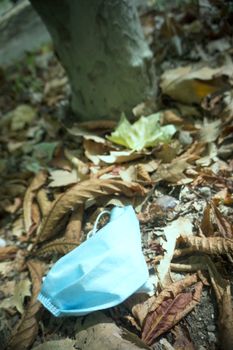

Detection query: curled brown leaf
(36, 237), (79, 257)
(23, 171), (47, 233)
(177, 235), (233, 256)
(64, 204), (84, 241)
(9, 259), (45, 350)
(141, 278), (202, 345)
(37, 179), (146, 242)
(133, 274), (199, 328)
(218, 283), (233, 350)
(0, 246), (18, 261)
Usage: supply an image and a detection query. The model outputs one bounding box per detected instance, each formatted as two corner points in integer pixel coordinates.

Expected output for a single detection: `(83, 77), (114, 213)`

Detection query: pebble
(207, 325), (216, 332)
(156, 195), (178, 210)
(208, 332), (217, 343)
(179, 130), (193, 145)
(199, 187), (212, 198)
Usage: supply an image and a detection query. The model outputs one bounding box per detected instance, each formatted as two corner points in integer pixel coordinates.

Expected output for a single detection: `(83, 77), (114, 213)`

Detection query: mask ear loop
(87, 210), (111, 239)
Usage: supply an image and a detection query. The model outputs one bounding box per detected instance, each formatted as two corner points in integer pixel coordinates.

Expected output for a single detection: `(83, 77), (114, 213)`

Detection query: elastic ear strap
(87, 210), (111, 238)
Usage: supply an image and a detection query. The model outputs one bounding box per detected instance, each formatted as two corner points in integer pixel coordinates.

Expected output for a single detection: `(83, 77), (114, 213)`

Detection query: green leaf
(33, 142), (58, 161)
(107, 113), (176, 151)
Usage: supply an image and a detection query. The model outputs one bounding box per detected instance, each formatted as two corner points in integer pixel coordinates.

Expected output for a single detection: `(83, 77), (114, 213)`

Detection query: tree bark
(30, 0), (156, 121)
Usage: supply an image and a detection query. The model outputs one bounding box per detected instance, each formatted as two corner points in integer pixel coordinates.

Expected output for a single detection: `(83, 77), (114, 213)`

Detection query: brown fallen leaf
(36, 188), (53, 217)
(160, 64), (231, 104)
(67, 120), (116, 136)
(36, 237), (79, 257)
(12, 279), (32, 314)
(162, 110), (184, 125)
(9, 259), (45, 350)
(37, 179), (146, 242)
(48, 169), (80, 187)
(200, 203), (215, 237)
(64, 148), (89, 177)
(64, 204), (84, 241)
(30, 202), (41, 232)
(172, 325), (195, 350)
(211, 201), (233, 238)
(202, 257), (233, 350)
(0, 246), (18, 261)
(199, 119), (221, 143)
(141, 279), (203, 345)
(176, 235), (233, 256)
(4, 197), (22, 214)
(136, 164), (151, 182)
(152, 158), (191, 183)
(132, 273), (199, 328)
(213, 188), (233, 206)
(152, 142), (204, 184)
(23, 171), (47, 233)
(218, 283), (233, 350)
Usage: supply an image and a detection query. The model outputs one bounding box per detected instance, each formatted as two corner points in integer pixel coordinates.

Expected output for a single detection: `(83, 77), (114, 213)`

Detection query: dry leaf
(136, 164), (151, 182)
(154, 218), (193, 288)
(37, 179), (145, 242)
(195, 142), (218, 167)
(32, 339), (75, 350)
(0, 261), (15, 277)
(153, 158), (191, 183)
(67, 120), (116, 136)
(12, 216), (24, 238)
(142, 282), (202, 345)
(139, 276), (202, 345)
(211, 202), (233, 238)
(4, 197), (22, 214)
(154, 143), (179, 163)
(172, 325), (195, 350)
(9, 105), (37, 131)
(176, 235), (233, 256)
(64, 148), (89, 178)
(119, 165), (137, 182)
(163, 110), (184, 125)
(64, 205), (84, 241)
(213, 188), (233, 206)
(160, 64), (231, 104)
(83, 137), (110, 165)
(98, 150), (145, 164)
(23, 171), (47, 233)
(31, 202), (41, 231)
(218, 283), (233, 350)
(36, 238), (79, 257)
(0, 246), (18, 261)
(48, 169), (80, 187)
(200, 203), (215, 236)
(10, 260), (45, 350)
(13, 279), (31, 314)
(0, 280), (15, 297)
(199, 119), (221, 143)
(133, 273), (199, 327)
(36, 189), (53, 217)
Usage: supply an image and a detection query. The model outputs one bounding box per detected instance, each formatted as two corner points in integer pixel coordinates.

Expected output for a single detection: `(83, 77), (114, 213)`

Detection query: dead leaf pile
(0, 1), (233, 350)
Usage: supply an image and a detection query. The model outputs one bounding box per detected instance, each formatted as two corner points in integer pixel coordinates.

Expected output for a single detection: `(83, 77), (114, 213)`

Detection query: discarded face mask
(38, 205), (152, 317)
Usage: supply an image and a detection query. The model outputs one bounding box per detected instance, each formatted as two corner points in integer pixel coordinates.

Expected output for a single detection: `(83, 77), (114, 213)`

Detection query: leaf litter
(0, 1), (233, 350)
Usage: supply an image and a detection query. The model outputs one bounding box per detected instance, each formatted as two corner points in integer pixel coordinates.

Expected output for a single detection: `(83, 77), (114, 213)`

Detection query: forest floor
(0, 1), (233, 350)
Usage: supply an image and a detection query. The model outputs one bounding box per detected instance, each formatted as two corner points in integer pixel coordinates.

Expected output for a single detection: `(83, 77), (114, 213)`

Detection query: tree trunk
(30, 0), (156, 121)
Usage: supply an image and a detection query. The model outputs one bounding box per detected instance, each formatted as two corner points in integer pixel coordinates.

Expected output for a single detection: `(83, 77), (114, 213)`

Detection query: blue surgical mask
(38, 206), (152, 317)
